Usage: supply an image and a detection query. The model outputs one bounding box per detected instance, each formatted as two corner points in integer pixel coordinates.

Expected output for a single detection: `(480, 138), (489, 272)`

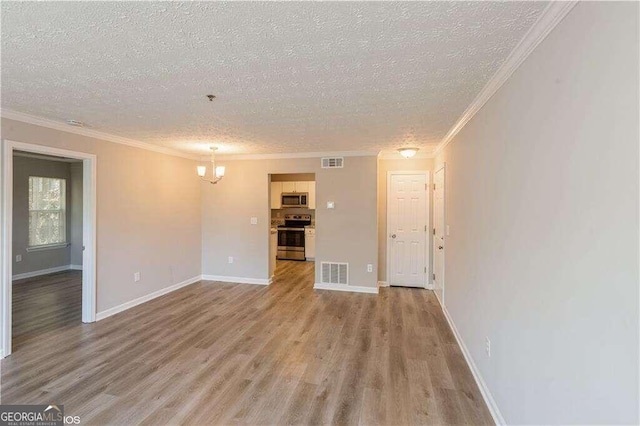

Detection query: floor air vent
(321, 157), (344, 168)
(321, 262), (349, 285)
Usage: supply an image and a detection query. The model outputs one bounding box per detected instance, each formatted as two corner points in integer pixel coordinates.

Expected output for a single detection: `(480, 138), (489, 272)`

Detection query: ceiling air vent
(321, 157), (344, 169)
(321, 262), (349, 285)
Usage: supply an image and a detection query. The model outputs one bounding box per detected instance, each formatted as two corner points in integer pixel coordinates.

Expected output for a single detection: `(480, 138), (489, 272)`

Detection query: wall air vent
(321, 262), (349, 285)
(321, 157), (344, 169)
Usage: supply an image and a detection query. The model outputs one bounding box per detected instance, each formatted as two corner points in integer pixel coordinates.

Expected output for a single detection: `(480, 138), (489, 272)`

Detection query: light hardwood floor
(11, 270), (82, 349)
(2, 261), (493, 425)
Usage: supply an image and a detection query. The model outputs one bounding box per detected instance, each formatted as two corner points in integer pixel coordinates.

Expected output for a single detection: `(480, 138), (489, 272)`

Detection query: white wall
(434, 2), (639, 424)
(1, 119), (203, 323)
(202, 156), (378, 288)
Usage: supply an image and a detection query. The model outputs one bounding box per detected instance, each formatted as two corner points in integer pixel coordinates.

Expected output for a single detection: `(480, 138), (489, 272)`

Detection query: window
(28, 176), (66, 248)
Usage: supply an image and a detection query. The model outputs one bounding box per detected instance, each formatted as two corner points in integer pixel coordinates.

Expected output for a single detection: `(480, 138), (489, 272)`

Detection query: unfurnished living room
(0, 1), (638, 425)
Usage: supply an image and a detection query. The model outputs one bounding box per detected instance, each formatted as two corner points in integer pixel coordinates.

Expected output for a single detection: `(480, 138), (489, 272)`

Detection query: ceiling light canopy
(398, 147), (419, 158)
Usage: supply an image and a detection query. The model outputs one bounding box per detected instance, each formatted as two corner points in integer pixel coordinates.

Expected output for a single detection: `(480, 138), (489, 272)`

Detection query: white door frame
(386, 170), (430, 289)
(1, 139), (97, 358)
(433, 164), (446, 305)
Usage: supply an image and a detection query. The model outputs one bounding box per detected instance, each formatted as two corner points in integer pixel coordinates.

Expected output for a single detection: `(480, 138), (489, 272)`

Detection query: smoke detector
(65, 119), (85, 127)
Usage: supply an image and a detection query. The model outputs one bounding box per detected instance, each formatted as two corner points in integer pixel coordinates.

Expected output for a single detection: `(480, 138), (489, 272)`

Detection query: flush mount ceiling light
(398, 147), (419, 158)
(65, 119), (85, 127)
(197, 146), (225, 184)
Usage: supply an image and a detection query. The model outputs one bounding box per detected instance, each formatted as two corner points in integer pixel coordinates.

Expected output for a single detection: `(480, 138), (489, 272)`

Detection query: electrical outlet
(327, 201), (335, 209)
(485, 337), (491, 357)
(134, 272), (141, 282)
(228, 256), (234, 264)
(15, 254), (22, 262)
(250, 217), (258, 225)
(367, 264), (373, 273)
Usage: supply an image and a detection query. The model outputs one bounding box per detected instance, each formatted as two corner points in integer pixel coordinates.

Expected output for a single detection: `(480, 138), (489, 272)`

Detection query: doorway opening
(386, 171), (430, 288)
(1, 140), (96, 358)
(269, 173), (316, 288)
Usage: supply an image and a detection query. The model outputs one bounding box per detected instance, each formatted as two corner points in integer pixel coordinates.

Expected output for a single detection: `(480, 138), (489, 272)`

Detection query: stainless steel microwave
(281, 192), (308, 208)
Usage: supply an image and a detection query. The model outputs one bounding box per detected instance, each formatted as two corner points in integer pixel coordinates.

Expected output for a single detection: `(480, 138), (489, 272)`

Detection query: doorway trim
(1, 139), (97, 358)
(385, 170), (430, 289)
(433, 163), (446, 306)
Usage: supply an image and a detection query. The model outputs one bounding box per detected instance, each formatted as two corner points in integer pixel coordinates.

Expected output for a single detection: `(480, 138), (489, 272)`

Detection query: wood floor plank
(3, 261), (493, 425)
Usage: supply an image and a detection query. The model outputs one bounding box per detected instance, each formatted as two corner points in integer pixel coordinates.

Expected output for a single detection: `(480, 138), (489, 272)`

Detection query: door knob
(391, 234), (397, 239)
(438, 245), (443, 250)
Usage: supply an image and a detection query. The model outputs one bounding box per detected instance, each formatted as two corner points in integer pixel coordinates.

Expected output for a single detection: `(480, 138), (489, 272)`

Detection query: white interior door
(388, 173), (429, 288)
(433, 165), (445, 304)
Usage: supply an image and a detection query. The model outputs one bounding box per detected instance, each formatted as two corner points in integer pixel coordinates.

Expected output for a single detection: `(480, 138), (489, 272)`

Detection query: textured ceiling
(1, 1), (547, 156)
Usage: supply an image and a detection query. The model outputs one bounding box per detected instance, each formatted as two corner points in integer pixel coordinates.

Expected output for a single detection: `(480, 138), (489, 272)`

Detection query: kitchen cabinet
(270, 182), (282, 209)
(281, 181), (310, 193)
(270, 228), (278, 276)
(305, 227), (316, 260)
(308, 182), (316, 210)
(271, 180), (316, 209)
(281, 182), (296, 193)
(295, 181), (309, 193)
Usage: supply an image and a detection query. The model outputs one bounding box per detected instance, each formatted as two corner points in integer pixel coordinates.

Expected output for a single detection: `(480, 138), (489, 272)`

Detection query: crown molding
(433, 0), (578, 157)
(1, 109), (381, 161)
(213, 150), (379, 161)
(1, 109), (199, 161)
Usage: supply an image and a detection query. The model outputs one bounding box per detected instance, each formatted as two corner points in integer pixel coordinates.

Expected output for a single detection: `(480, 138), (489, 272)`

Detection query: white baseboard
(96, 275), (201, 321)
(435, 296), (504, 425)
(202, 275), (270, 286)
(0, 348), (4, 359)
(69, 264), (83, 270)
(12, 264), (73, 281)
(314, 282), (378, 294)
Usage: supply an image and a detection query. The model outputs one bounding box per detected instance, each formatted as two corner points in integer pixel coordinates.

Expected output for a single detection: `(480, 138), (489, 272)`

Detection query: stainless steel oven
(277, 228), (305, 260)
(277, 214), (311, 261)
(281, 192), (308, 208)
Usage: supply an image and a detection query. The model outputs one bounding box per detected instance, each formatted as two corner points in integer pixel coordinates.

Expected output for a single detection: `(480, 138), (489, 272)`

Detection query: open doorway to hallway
(269, 173), (316, 287)
(10, 151), (83, 353)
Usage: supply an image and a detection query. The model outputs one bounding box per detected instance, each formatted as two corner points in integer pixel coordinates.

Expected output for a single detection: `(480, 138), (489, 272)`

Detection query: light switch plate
(250, 217), (258, 225)
(327, 201), (335, 209)
(15, 254), (22, 262)
(446, 225), (450, 236)
(134, 272), (141, 282)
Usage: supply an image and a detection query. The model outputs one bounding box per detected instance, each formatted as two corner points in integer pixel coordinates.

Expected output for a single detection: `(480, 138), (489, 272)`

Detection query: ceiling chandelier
(197, 147), (225, 184)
